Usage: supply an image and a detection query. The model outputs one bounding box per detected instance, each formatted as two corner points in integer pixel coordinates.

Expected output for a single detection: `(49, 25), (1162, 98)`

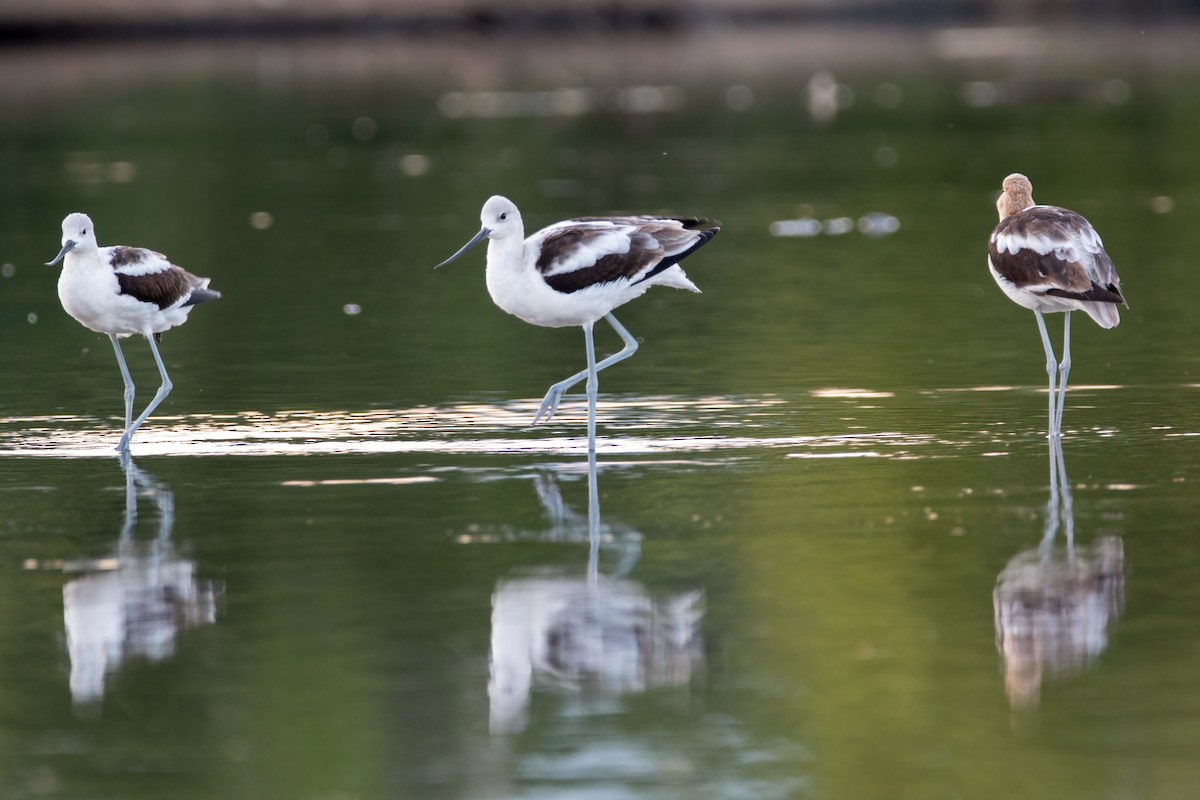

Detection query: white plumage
(437, 195), (718, 448)
(47, 212), (220, 452)
(473, 200), (709, 328)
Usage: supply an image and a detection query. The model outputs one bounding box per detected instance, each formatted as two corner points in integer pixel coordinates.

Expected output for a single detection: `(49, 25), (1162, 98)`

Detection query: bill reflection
(488, 456), (704, 734)
(63, 456), (220, 706)
(993, 440), (1125, 709)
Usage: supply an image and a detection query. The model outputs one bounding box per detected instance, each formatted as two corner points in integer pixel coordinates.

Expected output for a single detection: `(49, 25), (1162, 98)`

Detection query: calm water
(2, 29), (1200, 799)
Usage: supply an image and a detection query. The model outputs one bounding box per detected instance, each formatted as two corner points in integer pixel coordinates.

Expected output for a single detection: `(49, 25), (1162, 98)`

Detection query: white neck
(486, 234), (526, 273)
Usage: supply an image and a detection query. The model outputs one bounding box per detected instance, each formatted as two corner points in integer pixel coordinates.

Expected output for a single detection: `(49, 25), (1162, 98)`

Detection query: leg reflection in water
(62, 454), (220, 707)
(993, 438), (1125, 710)
(489, 449), (705, 733)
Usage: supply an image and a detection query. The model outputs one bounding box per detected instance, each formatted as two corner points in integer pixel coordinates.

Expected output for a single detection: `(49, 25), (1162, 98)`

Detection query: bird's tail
(655, 266), (701, 293)
(183, 281), (222, 307)
(1081, 300), (1120, 329)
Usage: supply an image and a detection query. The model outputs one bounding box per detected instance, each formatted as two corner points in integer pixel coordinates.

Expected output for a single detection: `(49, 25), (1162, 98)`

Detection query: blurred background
(6, 0), (1200, 30)
(5, 0), (1200, 414)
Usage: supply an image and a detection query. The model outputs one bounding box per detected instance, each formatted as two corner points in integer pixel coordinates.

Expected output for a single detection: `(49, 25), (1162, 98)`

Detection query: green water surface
(1, 31), (1199, 800)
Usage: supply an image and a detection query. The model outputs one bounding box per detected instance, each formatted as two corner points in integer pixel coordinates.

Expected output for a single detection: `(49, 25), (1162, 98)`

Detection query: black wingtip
(183, 287), (222, 307)
(1044, 283), (1125, 305)
(682, 225), (720, 252)
(676, 217), (721, 234)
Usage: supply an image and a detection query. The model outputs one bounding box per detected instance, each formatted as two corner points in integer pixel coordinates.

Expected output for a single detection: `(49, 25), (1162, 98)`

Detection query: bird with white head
(47, 212), (220, 453)
(437, 195), (719, 451)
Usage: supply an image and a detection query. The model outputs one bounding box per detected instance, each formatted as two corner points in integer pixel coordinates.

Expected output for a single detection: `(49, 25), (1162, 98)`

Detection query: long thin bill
(45, 240), (76, 266)
(435, 227), (489, 269)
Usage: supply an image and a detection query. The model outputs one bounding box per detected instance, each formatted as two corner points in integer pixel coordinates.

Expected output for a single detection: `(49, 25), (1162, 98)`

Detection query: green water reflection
(2, 33), (1200, 800)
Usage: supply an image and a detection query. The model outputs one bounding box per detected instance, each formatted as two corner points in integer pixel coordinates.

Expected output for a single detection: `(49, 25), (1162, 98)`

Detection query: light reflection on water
(462, 458), (806, 797)
(482, 467), (703, 734)
(0, 386), (1177, 460)
(993, 439), (1125, 712)
(24, 457), (220, 707)
(0, 394), (932, 458)
(2, 32), (1198, 798)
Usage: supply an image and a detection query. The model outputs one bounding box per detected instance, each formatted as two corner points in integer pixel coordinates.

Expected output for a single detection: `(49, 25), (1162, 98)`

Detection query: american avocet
(988, 174), (1125, 437)
(436, 195), (718, 451)
(46, 213), (221, 453)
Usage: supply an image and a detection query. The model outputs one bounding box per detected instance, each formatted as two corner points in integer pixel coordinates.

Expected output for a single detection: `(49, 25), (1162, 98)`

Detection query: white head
(435, 195), (524, 269)
(478, 195), (523, 241)
(46, 212), (97, 266)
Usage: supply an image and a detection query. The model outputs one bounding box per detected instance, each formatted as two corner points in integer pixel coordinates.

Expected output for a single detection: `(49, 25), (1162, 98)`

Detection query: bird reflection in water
(489, 452), (704, 733)
(62, 454), (219, 706)
(993, 438), (1124, 709)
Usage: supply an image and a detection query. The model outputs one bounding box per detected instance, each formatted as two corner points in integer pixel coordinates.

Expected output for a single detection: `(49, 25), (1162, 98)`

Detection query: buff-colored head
(996, 173), (1035, 221)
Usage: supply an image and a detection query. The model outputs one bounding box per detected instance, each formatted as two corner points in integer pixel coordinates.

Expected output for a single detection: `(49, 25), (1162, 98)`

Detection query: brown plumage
(986, 173), (1126, 436)
(108, 246), (166, 268)
(536, 218), (718, 295)
(988, 208), (1124, 305)
(116, 268), (200, 310)
(988, 173), (1124, 328)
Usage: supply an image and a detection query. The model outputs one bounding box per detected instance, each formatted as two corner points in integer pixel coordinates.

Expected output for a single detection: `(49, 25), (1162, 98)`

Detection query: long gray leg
(109, 334), (135, 431)
(1055, 311), (1073, 435)
(584, 321), (598, 454)
(117, 335), (173, 453)
(1034, 310), (1059, 438)
(533, 313), (639, 425)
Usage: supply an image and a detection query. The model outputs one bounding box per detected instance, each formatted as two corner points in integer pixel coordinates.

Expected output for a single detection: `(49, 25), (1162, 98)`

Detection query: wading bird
(436, 195), (718, 451)
(987, 174), (1125, 437)
(47, 213), (221, 453)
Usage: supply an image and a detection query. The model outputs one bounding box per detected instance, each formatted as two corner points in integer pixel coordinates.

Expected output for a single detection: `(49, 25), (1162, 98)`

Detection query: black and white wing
(103, 246), (220, 310)
(988, 206), (1124, 305)
(531, 217), (718, 294)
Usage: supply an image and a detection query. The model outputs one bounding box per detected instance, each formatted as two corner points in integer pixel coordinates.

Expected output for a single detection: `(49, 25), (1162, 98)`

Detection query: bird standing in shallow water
(436, 195), (719, 452)
(47, 213), (221, 453)
(987, 174), (1125, 438)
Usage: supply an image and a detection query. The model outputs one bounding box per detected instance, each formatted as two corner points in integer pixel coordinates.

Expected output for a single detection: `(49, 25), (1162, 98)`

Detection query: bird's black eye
(82, 229), (87, 235)
(499, 212), (508, 221)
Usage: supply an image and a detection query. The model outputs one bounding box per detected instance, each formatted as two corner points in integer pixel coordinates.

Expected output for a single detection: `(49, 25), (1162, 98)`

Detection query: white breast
(57, 254), (177, 337)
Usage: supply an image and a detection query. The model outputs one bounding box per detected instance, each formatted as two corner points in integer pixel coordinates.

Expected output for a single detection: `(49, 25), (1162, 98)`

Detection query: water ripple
(0, 394), (931, 459)
(0, 387), (1143, 460)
